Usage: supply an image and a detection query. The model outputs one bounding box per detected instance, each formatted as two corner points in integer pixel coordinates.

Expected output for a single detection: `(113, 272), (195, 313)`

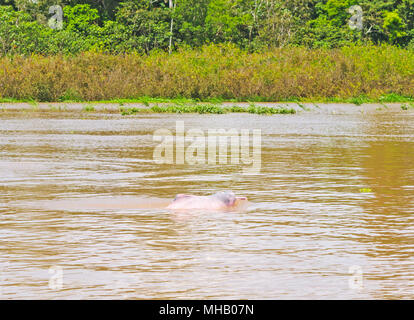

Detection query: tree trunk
(168, 0), (175, 55)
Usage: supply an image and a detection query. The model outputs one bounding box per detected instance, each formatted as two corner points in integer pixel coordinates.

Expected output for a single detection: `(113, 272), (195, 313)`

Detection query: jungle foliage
(0, 0), (413, 55)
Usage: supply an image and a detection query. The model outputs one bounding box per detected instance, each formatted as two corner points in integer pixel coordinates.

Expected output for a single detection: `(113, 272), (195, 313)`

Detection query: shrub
(0, 44), (413, 102)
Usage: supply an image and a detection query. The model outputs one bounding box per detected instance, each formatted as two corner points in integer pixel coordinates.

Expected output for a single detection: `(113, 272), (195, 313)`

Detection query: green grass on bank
(2, 93), (414, 106)
(2, 100), (414, 115)
(120, 103), (296, 115)
(88, 94), (414, 105)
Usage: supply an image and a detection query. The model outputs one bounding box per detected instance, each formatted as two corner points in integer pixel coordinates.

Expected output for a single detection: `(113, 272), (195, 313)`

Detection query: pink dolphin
(166, 191), (248, 211)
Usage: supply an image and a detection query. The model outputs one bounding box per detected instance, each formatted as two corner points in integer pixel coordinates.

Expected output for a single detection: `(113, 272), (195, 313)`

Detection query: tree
(174, 0), (210, 47)
(0, 5), (52, 55)
(303, 0), (359, 48)
(254, 0), (296, 49)
(205, 0), (251, 46)
(115, 0), (171, 53)
(383, 10), (406, 44)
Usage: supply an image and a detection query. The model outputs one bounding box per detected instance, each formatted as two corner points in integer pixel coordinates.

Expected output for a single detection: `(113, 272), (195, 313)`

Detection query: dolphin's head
(213, 191), (236, 206)
(167, 191), (248, 211)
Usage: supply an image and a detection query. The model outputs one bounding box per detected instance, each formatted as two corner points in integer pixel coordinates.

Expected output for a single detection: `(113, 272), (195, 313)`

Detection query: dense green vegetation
(0, 1), (413, 103)
(0, 45), (413, 102)
(0, 0), (414, 55)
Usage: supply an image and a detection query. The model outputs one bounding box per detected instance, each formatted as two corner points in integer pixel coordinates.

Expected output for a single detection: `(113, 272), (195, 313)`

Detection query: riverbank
(1, 102), (413, 115)
(0, 45), (413, 103)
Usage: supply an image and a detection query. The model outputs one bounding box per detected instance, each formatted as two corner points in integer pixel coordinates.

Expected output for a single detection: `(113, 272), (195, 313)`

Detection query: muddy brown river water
(0, 103), (413, 299)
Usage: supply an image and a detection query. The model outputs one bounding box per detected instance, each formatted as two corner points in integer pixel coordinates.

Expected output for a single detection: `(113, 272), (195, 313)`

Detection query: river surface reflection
(0, 105), (413, 299)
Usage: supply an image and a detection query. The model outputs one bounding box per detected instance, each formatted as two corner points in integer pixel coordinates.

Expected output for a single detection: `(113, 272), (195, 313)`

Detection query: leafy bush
(1, 44), (413, 102)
